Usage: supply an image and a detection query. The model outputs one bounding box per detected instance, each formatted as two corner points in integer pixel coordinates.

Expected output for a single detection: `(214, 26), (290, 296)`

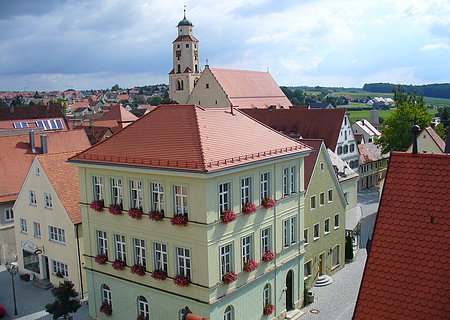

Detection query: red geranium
(170, 214), (188, 226)
(90, 199), (104, 212)
(263, 304), (275, 315)
(128, 208), (143, 220)
(221, 210), (237, 223)
(95, 254), (108, 265)
(242, 202), (256, 215)
(243, 259), (258, 272)
(262, 251), (275, 262)
(0, 304), (5, 318)
(151, 269), (168, 280)
(109, 204), (123, 215)
(100, 301), (112, 316)
(149, 210), (164, 221)
(112, 260), (125, 271)
(262, 198), (275, 209)
(131, 264), (146, 276)
(173, 275), (190, 287)
(222, 272), (238, 284)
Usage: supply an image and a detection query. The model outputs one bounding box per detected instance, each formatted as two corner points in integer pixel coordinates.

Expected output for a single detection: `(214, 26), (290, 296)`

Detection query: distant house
(82, 126), (113, 145)
(100, 104), (138, 128)
(73, 107), (92, 117)
(406, 126), (445, 154)
(0, 105), (69, 131)
(308, 102), (334, 109)
(358, 142), (389, 191)
(352, 119), (381, 143)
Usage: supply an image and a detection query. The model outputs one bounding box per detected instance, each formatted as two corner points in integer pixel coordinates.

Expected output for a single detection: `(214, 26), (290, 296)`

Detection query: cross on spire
(184, 4), (187, 19)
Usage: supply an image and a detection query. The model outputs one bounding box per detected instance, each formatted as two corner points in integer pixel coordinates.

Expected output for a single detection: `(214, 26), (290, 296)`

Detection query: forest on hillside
(363, 83), (450, 99)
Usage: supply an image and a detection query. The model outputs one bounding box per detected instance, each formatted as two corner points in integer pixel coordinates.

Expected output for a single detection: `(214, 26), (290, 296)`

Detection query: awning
(346, 205), (363, 231)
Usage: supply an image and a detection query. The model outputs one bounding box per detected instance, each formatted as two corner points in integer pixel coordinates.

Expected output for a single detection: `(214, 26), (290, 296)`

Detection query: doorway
(43, 256), (50, 280)
(286, 270), (294, 311)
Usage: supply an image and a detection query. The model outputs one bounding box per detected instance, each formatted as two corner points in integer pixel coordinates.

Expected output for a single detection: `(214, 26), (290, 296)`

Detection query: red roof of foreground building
(70, 105), (311, 172)
(353, 152), (450, 320)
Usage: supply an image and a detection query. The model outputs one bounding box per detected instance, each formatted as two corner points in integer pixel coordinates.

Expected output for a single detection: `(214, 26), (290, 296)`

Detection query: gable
(187, 68), (231, 108)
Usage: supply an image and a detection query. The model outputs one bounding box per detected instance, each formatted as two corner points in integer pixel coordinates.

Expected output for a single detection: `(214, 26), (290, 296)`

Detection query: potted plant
(222, 272), (238, 285)
(242, 202), (256, 215)
(263, 304), (275, 315)
(109, 203), (123, 215)
(90, 199), (104, 212)
(100, 301), (112, 316)
(131, 265), (146, 276)
(173, 275), (190, 287)
(261, 198), (275, 209)
(128, 207), (143, 220)
(149, 210), (164, 221)
(262, 251), (275, 262)
(112, 260), (125, 271)
(151, 269), (168, 280)
(221, 210), (237, 223)
(243, 259), (258, 272)
(95, 254), (108, 265)
(170, 214), (188, 226)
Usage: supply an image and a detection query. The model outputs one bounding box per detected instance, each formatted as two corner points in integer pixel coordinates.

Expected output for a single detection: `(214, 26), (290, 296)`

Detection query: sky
(0, 0), (449, 91)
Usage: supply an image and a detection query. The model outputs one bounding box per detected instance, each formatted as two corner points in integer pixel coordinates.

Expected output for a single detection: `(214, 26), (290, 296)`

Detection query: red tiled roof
(358, 142), (389, 165)
(0, 105), (69, 129)
(70, 105), (311, 172)
(242, 108), (346, 150)
(353, 152), (450, 320)
(173, 35), (199, 42)
(300, 139), (323, 189)
(82, 126), (112, 145)
(100, 104), (137, 127)
(37, 151), (82, 224)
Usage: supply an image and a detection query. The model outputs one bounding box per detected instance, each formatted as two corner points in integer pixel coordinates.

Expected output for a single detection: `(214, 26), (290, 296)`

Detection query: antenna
(206, 58), (209, 66)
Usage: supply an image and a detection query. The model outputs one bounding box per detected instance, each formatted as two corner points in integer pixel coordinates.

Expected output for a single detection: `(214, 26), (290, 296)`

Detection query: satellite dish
(34, 249), (42, 255)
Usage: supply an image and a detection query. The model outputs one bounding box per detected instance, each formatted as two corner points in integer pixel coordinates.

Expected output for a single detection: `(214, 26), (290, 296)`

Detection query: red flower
(262, 198), (275, 209)
(100, 301), (112, 316)
(95, 254), (108, 265)
(242, 202), (257, 215)
(112, 260), (125, 271)
(128, 208), (143, 220)
(149, 210), (164, 221)
(262, 251), (275, 262)
(131, 264), (146, 276)
(222, 272), (238, 284)
(173, 275), (190, 287)
(90, 199), (104, 212)
(221, 210), (237, 223)
(109, 204), (123, 215)
(263, 304), (275, 315)
(243, 259), (258, 272)
(0, 304), (5, 318)
(151, 269), (168, 280)
(170, 214), (188, 226)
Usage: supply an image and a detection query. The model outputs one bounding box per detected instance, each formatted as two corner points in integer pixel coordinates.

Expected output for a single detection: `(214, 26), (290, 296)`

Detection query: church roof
(177, 17), (193, 27)
(173, 35), (198, 43)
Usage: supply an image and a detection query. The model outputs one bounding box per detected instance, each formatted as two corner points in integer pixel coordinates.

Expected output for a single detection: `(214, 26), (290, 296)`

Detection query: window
(343, 145), (348, 154)
(219, 182), (230, 213)
(154, 242), (168, 272)
(205, 83), (209, 89)
(332, 245), (340, 268)
(337, 146), (342, 155)
(310, 195), (316, 209)
(324, 218), (330, 235)
(133, 238), (146, 268)
(97, 230), (108, 256)
(177, 64), (181, 73)
(283, 167), (289, 196)
(344, 192), (349, 204)
(138, 296), (149, 319)
(241, 177), (251, 206)
(261, 227), (271, 254)
(320, 162), (324, 171)
(101, 284), (112, 305)
(242, 235), (253, 265)
(260, 172), (269, 200)
(44, 192), (53, 209)
(49, 226), (65, 244)
(29, 190), (37, 205)
(304, 260), (312, 278)
(186, 43), (189, 48)
(334, 213), (340, 229)
(290, 166), (296, 193)
(33, 222), (41, 238)
(283, 217), (297, 247)
(174, 185), (188, 216)
(177, 79), (184, 90)
(319, 192), (325, 206)
(151, 183), (164, 212)
(5, 209), (13, 221)
(114, 234), (126, 262)
(176, 247), (191, 278)
(52, 260), (68, 277)
(20, 218), (27, 233)
(313, 223), (320, 240)
(35, 166), (40, 175)
(344, 117), (347, 126)
(110, 178), (123, 206)
(328, 189), (333, 202)
(304, 228), (309, 245)
(344, 131), (347, 140)
(220, 243), (233, 277)
(263, 283), (271, 306)
(282, 166), (297, 195)
(130, 180), (143, 209)
(224, 306), (234, 320)
(350, 144), (355, 152)
(93, 176), (103, 201)
(13, 121), (28, 128)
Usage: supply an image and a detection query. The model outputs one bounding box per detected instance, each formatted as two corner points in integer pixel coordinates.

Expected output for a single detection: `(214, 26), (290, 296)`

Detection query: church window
(177, 80), (184, 91)
(186, 44), (189, 48)
(194, 44), (197, 48)
(177, 44), (180, 49)
(177, 64), (181, 73)
(206, 84), (209, 89)
(195, 64), (198, 73)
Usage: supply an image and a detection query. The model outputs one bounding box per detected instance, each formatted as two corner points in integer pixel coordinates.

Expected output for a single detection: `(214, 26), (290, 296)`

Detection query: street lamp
(6, 262), (18, 316)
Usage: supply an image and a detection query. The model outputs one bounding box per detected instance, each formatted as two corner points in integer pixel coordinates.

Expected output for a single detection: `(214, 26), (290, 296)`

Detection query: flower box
(149, 210), (164, 221)
(137, 315), (149, 320)
(170, 214), (188, 226)
(90, 199), (104, 212)
(173, 275), (190, 287)
(262, 251), (275, 262)
(222, 272), (238, 285)
(131, 264), (146, 276)
(263, 304), (275, 315)
(55, 271), (64, 278)
(262, 198), (275, 209)
(151, 269), (168, 280)
(221, 210), (237, 223)
(242, 202), (257, 215)
(109, 204), (123, 215)
(100, 301), (112, 316)
(112, 260), (125, 271)
(128, 207), (143, 220)
(95, 254), (108, 265)
(243, 259), (258, 272)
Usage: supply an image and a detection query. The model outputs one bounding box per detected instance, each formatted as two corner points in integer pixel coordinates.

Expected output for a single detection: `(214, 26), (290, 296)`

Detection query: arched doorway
(286, 270), (294, 311)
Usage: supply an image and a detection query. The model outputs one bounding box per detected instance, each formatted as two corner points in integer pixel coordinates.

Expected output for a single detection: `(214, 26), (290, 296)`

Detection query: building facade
(358, 143), (389, 191)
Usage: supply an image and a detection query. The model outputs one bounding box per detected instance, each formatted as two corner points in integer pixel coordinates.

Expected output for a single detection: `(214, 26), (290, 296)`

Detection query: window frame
(218, 182), (231, 213)
(304, 228), (309, 246)
(328, 189), (333, 202)
(332, 245), (340, 268)
(334, 213), (340, 229)
(260, 172), (270, 201)
(114, 234), (127, 262)
(44, 192), (53, 209)
(110, 177), (123, 206)
(49, 225), (66, 244)
(319, 192), (325, 206)
(101, 284), (112, 304)
(138, 296), (149, 319)
(313, 223), (320, 240)
(240, 177), (251, 206)
(263, 283), (271, 306)
(129, 179), (143, 209)
(97, 230), (108, 256)
(20, 218), (27, 234)
(241, 234), (253, 266)
(154, 242), (168, 272)
(5, 208), (14, 222)
(220, 243), (233, 277)
(151, 182), (165, 213)
(33, 221), (41, 238)
(261, 227), (271, 254)
(310, 195), (316, 209)
(282, 216), (297, 247)
(133, 238), (147, 268)
(173, 185), (188, 216)
(93, 176), (104, 201)
(51, 259), (69, 278)
(176, 247), (191, 278)
(29, 190), (37, 206)
(324, 218), (330, 235)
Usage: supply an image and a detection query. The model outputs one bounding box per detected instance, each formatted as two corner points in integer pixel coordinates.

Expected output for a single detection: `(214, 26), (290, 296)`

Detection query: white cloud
(420, 43), (450, 51)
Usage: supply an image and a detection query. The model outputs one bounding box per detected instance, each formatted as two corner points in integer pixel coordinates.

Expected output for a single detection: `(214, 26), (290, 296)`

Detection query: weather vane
(184, 4), (187, 18)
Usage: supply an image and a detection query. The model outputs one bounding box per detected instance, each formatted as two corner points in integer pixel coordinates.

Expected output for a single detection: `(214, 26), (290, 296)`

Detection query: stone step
(285, 309), (305, 320)
(314, 274), (333, 287)
(33, 279), (53, 290)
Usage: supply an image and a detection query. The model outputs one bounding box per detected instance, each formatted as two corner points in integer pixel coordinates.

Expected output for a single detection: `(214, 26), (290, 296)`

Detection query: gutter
(75, 224), (84, 299)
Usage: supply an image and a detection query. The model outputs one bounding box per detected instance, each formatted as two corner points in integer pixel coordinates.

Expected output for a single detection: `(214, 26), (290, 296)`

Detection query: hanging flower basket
(100, 301), (112, 316)
(131, 264), (146, 276)
(173, 275), (190, 287)
(149, 210), (164, 221)
(222, 272), (238, 285)
(90, 199), (104, 212)
(243, 259), (258, 272)
(95, 254), (108, 265)
(112, 260), (126, 271)
(221, 210), (237, 223)
(170, 214), (188, 226)
(109, 204), (123, 215)
(262, 198), (275, 209)
(262, 251), (275, 262)
(242, 202), (257, 215)
(128, 207), (143, 220)
(151, 269), (168, 280)
(263, 304), (275, 315)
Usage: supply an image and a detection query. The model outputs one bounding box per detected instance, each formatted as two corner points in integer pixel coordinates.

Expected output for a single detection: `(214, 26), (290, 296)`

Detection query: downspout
(75, 224), (84, 299)
(273, 162), (277, 313)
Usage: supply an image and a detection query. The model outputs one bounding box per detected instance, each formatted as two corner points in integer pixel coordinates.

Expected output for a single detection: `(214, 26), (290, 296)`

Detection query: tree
(376, 86), (432, 153)
(111, 84), (121, 91)
(45, 281), (81, 320)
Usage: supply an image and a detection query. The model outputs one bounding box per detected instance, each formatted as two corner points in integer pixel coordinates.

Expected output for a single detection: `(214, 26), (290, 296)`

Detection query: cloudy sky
(0, 0), (449, 91)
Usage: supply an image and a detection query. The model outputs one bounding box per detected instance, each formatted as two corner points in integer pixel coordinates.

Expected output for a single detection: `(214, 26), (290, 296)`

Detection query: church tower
(169, 9), (201, 104)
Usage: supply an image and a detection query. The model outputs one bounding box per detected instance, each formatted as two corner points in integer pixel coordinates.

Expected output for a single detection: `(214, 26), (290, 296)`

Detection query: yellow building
(406, 126), (446, 154)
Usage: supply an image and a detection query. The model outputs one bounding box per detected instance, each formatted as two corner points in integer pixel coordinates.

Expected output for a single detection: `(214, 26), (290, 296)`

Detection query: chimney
(29, 130), (36, 154)
(41, 134), (48, 154)
(410, 125), (420, 154)
(9, 105), (14, 114)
